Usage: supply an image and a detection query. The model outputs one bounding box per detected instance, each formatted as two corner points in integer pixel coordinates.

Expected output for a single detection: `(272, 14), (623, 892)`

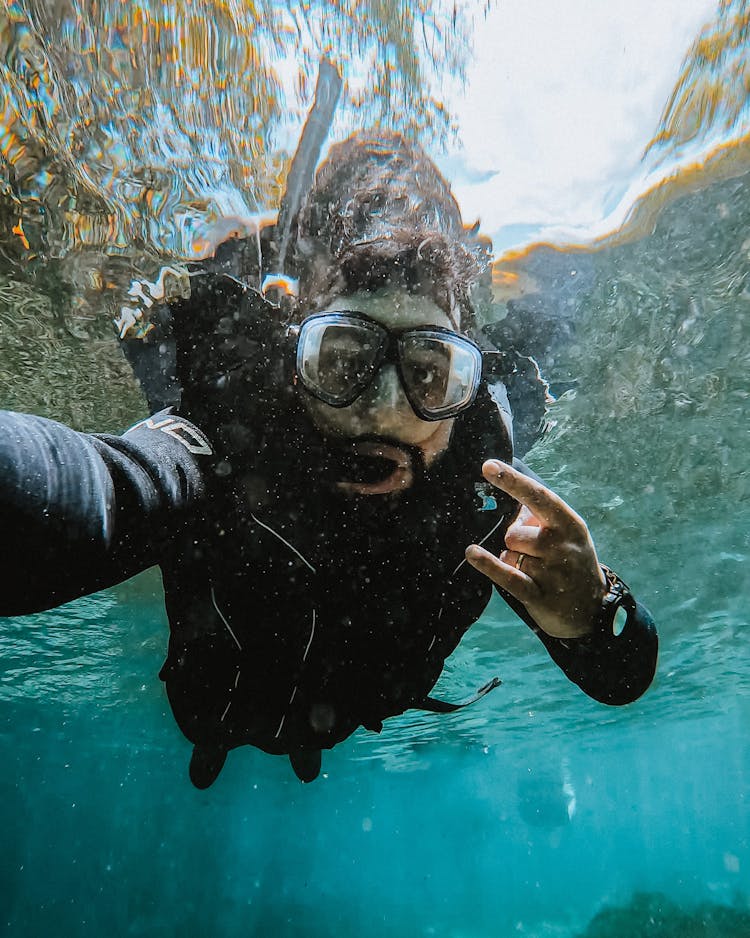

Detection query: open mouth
(334, 440), (415, 495)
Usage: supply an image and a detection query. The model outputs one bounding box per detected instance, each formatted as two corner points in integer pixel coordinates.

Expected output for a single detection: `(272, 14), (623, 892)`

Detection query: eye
(410, 363), (438, 386)
(317, 339), (371, 393)
(331, 351), (359, 378)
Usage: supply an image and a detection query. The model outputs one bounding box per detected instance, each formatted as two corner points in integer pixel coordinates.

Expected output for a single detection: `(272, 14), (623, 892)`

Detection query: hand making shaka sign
(466, 460), (608, 639)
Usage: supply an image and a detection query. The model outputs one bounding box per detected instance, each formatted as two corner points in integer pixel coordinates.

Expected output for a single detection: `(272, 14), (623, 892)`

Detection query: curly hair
(292, 131), (490, 331)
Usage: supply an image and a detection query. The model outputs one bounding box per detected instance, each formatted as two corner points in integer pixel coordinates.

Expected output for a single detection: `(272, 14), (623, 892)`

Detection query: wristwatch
(596, 564), (636, 635)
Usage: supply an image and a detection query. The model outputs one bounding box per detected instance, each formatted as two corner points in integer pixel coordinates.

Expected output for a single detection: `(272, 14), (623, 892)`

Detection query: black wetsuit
(0, 268), (658, 776)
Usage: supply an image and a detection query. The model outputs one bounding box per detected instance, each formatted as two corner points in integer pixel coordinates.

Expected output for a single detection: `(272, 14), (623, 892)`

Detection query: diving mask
(288, 311), (483, 421)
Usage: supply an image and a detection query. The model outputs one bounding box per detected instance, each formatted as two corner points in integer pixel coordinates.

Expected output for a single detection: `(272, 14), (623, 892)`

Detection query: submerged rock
(576, 891), (750, 938)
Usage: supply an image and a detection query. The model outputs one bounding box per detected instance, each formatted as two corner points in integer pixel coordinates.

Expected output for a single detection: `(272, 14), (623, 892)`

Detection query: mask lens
(297, 315), (383, 405)
(399, 333), (481, 418)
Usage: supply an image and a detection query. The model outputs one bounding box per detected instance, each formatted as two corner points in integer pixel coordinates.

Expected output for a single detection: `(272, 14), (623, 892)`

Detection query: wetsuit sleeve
(0, 409), (211, 616)
(498, 586), (658, 705)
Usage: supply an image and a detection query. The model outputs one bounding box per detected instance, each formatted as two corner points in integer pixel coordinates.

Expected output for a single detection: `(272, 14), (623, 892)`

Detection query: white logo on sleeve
(127, 415), (213, 456)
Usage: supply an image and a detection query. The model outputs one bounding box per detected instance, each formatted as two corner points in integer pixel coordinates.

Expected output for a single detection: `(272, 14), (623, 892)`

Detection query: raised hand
(465, 459), (607, 639)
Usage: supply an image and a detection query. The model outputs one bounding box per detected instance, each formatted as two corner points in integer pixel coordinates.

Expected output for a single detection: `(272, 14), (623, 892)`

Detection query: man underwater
(0, 131), (658, 787)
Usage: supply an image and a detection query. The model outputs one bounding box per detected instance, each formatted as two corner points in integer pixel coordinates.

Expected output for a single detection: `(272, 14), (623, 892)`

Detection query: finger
(516, 504), (542, 528)
(465, 544), (539, 603)
(503, 525), (548, 557)
(481, 460), (584, 532)
(500, 549), (543, 580)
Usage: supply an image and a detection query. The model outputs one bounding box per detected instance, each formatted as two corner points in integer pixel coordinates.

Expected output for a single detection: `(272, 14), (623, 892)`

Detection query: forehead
(324, 289), (458, 332)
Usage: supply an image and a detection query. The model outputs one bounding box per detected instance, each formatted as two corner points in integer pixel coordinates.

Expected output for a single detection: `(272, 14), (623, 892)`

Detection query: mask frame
(288, 310), (484, 421)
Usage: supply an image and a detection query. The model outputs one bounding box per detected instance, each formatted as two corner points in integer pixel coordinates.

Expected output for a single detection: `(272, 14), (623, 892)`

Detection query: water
(2, 2), (750, 936)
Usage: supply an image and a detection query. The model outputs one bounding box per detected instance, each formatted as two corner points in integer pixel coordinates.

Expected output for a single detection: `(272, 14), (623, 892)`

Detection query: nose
(356, 364), (419, 429)
(372, 365), (407, 408)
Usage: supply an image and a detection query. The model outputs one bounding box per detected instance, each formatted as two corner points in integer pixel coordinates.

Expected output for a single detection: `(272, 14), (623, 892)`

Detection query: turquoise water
(2, 548), (749, 936)
(3, 3), (750, 936)
(3, 572), (749, 937)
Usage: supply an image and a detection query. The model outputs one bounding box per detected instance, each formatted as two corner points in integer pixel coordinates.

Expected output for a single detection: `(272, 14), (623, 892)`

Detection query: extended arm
(0, 409), (211, 616)
(466, 459), (657, 705)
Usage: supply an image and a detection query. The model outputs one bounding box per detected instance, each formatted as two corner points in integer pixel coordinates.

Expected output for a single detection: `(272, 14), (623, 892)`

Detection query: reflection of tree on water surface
(0, 0), (479, 265)
(0, 273), (143, 429)
(646, 0), (750, 160)
(0, 0), (747, 324)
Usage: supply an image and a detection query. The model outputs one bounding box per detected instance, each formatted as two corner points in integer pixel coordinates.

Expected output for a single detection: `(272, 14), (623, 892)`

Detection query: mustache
(320, 433), (426, 485)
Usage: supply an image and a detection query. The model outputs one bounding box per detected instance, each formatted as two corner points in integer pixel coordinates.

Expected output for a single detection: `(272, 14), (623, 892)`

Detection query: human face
(298, 288), (465, 495)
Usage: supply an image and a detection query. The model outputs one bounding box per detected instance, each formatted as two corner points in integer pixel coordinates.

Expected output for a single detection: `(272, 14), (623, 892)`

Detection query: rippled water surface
(2, 2), (750, 936)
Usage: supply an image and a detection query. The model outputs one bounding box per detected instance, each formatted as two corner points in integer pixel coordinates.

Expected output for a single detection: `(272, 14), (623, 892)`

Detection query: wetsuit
(0, 268), (658, 779)
(0, 405), (657, 766)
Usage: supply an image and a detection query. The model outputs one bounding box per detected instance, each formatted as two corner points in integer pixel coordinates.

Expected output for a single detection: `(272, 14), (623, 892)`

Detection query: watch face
(612, 605), (629, 637)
